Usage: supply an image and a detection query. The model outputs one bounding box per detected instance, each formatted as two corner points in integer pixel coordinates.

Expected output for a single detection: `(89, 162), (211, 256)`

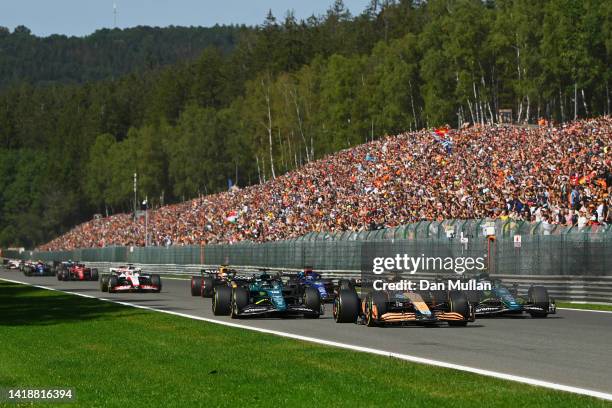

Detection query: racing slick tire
(448, 290), (470, 327)
(100, 274), (110, 292)
(151, 274), (162, 293)
(201, 277), (215, 298)
(303, 286), (321, 318)
(212, 286), (232, 316)
(365, 291), (388, 327)
(108, 275), (118, 293)
(190, 276), (202, 296)
(23, 266), (32, 276)
(231, 286), (249, 319)
(90, 268), (99, 281)
(56, 270), (64, 281)
(333, 289), (360, 323)
(528, 286), (550, 318)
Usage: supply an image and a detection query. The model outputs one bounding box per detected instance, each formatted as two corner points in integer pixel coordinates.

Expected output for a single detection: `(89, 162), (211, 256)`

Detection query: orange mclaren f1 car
(333, 285), (475, 327)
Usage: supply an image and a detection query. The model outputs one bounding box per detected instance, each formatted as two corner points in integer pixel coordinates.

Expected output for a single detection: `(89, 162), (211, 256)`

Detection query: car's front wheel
(190, 276), (202, 296)
(150, 274), (162, 293)
(108, 275), (118, 293)
(365, 291), (388, 327)
(334, 289), (360, 323)
(100, 274), (109, 292)
(303, 287), (321, 318)
(448, 290), (470, 327)
(212, 286), (231, 316)
(202, 277), (215, 298)
(231, 287), (249, 319)
(528, 286), (550, 318)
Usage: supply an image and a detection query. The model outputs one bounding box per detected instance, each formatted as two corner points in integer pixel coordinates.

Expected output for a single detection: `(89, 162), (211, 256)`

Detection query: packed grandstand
(39, 117), (612, 250)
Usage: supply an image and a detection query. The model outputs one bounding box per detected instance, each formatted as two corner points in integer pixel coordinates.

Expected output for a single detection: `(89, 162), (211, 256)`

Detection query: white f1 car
(100, 265), (162, 293)
(6, 259), (22, 269)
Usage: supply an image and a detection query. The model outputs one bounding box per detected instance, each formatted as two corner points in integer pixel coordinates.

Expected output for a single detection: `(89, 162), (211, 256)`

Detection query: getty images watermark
(369, 254), (491, 291)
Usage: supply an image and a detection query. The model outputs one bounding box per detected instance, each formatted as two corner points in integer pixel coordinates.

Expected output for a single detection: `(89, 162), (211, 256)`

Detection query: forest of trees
(0, 0), (610, 247)
(0, 24), (242, 88)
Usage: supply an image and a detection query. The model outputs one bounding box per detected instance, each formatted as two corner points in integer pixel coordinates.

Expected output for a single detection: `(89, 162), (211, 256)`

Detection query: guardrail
(78, 261), (612, 303)
(5, 219), (611, 275)
(3, 218), (610, 302)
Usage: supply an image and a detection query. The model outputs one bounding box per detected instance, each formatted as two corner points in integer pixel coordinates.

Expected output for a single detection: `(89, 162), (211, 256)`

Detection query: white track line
(557, 307), (612, 314)
(2, 277), (612, 402)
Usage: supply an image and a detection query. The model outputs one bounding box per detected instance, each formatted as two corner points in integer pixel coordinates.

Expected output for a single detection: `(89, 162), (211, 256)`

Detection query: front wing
(110, 284), (160, 292)
(375, 310), (473, 323)
(235, 303), (321, 317)
(474, 302), (556, 316)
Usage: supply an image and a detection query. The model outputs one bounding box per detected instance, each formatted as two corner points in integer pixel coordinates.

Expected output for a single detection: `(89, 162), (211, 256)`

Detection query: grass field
(0, 281), (610, 408)
(557, 302), (612, 312)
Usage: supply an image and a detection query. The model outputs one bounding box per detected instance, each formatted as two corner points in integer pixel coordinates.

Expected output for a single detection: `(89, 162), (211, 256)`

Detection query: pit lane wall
(4, 219), (611, 302)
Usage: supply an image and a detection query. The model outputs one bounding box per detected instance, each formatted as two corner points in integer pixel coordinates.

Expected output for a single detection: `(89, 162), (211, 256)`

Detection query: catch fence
(5, 219), (611, 276)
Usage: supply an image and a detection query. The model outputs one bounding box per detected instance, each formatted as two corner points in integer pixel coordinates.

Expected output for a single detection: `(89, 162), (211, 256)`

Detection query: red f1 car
(57, 262), (99, 281)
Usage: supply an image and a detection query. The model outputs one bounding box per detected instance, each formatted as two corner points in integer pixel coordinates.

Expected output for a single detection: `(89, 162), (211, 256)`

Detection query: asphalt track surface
(3, 269), (612, 397)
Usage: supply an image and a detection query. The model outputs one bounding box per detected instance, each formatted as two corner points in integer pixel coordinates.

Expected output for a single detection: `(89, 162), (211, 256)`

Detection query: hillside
(39, 117), (612, 250)
(0, 25), (242, 88)
(1, 0), (610, 247)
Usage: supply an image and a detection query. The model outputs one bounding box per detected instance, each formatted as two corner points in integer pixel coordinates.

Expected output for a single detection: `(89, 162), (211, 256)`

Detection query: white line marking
(2, 277), (612, 401)
(557, 307), (612, 314)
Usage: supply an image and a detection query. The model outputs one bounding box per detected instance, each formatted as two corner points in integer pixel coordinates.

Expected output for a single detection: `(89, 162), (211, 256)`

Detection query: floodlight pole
(133, 172), (137, 222)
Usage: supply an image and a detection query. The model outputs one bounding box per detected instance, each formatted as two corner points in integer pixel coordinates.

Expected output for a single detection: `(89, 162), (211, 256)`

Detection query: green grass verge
(0, 281), (610, 408)
(557, 302), (612, 312)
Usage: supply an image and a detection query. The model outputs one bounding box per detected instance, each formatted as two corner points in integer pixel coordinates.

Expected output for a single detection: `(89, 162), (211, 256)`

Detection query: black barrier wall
(5, 219), (612, 276)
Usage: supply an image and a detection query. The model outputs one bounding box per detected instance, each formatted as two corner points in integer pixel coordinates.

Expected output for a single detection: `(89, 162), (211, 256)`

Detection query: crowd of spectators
(39, 116), (612, 250)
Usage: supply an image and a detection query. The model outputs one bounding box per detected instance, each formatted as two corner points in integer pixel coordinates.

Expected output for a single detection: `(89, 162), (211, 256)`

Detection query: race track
(3, 269), (612, 397)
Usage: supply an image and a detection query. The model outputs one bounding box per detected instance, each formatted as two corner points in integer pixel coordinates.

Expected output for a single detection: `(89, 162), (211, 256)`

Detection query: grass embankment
(0, 281), (609, 408)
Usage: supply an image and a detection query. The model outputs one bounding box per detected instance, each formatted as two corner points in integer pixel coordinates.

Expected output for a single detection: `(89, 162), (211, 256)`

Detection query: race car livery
(57, 262), (99, 281)
(6, 259), (22, 269)
(212, 272), (322, 318)
(334, 284), (474, 327)
(191, 265), (251, 297)
(285, 268), (338, 303)
(22, 261), (54, 277)
(462, 274), (556, 318)
(100, 265), (161, 293)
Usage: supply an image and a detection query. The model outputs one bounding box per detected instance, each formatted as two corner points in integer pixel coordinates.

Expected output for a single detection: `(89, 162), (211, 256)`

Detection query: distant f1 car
(5, 259), (22, 269)
(190, 265), (244, 297)
(284, 267), (349, 303)
(334, 284), (474, 327)
(57, 262), (99, 281)
(100, 265), (161, 293)
(212, 271), (322, 318)
(463, 274), (556, 318)
(22, 261), (54, 277)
